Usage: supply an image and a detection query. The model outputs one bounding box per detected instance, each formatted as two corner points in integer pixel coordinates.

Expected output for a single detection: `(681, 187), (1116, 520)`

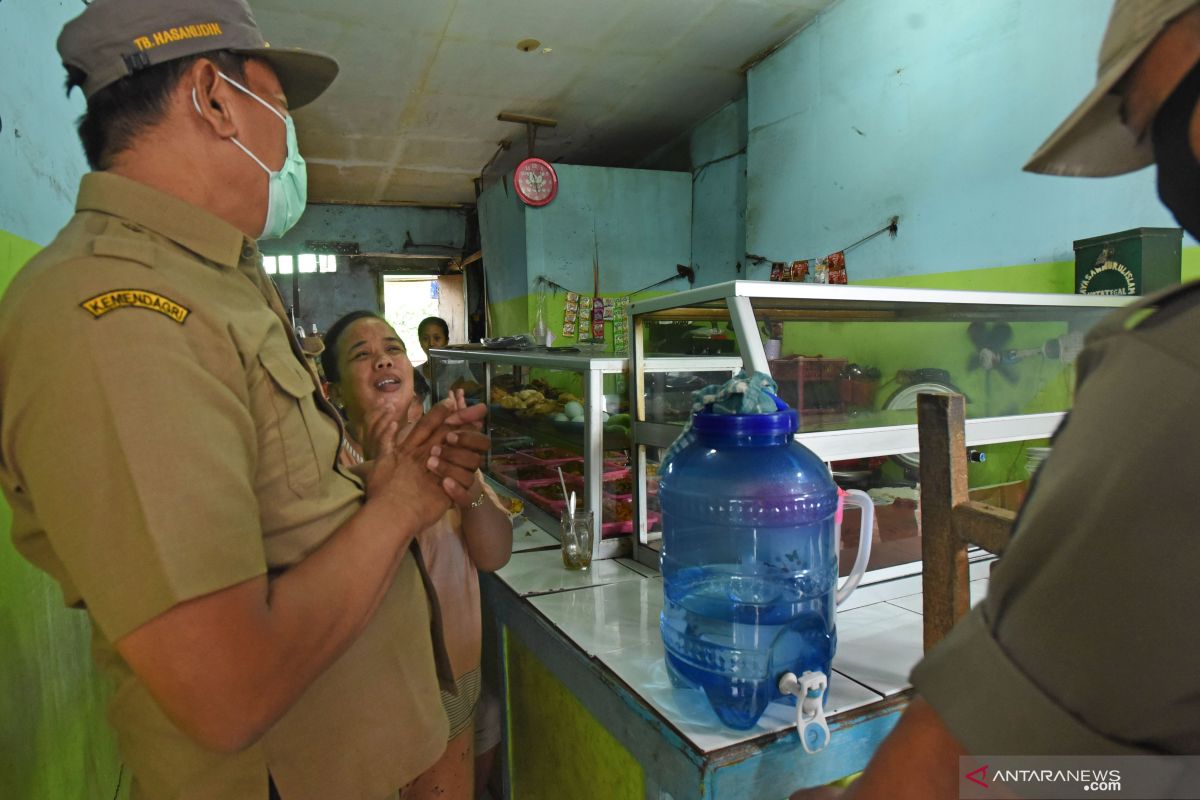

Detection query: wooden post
(917, 393), (971, 653)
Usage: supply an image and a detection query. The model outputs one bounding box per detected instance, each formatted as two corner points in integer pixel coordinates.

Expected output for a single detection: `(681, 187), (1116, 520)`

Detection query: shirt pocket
(258, 347), (323, 497)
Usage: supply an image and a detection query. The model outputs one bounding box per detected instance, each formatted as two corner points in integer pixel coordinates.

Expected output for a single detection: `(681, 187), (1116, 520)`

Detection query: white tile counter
(484, 483), (997, 798)
(494, 541), (993, 756)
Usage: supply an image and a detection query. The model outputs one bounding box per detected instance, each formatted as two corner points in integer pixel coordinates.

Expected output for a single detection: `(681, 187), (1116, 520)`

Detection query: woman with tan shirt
(323, 311), (512, 799)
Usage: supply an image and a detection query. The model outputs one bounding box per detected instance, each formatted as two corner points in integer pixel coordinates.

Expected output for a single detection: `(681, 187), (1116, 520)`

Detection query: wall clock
(513, 157), (558, 207)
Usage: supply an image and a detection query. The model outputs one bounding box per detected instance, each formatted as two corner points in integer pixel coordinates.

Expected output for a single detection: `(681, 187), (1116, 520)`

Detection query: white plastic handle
(835, 489), (874, 606)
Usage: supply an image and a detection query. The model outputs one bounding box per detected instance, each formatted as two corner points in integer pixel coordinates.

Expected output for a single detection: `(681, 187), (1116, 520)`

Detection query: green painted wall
(652, 254), (1200, 487)
(861, 259), (1072, 293)
(0, 0), (123, 792)
(489, 294), (530, 340)
(859, 260), (1075, 486)
(0, 230), (42, 287)
(855, 254), (1200, 485)
(505, 630), (643, 800)
(0, 229), (126, 799)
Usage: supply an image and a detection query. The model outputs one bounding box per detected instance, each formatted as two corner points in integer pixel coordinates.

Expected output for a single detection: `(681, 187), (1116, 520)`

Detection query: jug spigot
(779, 670), (830, 754)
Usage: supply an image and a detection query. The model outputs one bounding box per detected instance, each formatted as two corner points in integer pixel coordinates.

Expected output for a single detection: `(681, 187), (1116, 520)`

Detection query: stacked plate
(1025, 446), (1051, 478)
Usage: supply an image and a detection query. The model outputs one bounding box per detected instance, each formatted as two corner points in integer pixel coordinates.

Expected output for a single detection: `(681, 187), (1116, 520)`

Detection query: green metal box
(1073, 227), (1182, 296)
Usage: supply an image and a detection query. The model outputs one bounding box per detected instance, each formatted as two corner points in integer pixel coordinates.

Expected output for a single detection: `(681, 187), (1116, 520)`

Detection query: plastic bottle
(658, 397), (872, 731)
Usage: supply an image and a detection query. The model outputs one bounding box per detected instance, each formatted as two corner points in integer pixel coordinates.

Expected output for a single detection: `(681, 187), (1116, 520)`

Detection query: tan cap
(57, 0), (338, 110)
(1025, 0), (1199, 176)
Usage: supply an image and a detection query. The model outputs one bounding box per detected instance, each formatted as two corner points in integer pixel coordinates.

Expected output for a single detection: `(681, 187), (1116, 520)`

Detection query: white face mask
(192, 72), (308, 239)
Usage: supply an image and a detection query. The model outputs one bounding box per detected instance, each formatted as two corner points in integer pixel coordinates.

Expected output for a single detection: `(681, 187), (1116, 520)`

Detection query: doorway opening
(382, 274), (466, 367)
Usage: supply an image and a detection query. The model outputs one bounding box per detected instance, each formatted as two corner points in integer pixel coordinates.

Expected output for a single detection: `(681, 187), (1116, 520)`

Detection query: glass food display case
(426, 349), (737, 561)
(628, 280), (1130, 571)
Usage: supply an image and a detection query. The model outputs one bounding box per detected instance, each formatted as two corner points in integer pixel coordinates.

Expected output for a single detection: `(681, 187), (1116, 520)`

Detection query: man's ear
(187, 59), (238, 139)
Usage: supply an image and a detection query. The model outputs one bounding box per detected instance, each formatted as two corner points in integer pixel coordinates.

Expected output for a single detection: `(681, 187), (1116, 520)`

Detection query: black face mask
(1151, 58), (1200, 240)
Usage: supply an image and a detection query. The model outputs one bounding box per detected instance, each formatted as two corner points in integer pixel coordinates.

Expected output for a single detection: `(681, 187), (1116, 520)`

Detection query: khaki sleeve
(5, 267), (265, 643)
(912, 326), (1200, 755)
(910, 607), (1145, 756)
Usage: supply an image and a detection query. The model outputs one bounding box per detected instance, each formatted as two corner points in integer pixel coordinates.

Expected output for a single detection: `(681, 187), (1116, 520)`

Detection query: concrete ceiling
(250, 0), (835, 207)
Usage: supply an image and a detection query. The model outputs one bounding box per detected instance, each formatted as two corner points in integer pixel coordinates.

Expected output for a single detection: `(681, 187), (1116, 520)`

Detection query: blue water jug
(659, 397), (873, 743)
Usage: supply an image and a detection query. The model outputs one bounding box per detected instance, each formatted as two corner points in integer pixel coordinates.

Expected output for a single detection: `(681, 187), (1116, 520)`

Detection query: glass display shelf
(428, 349), (741, 561)
(627, 280), (1130, 572)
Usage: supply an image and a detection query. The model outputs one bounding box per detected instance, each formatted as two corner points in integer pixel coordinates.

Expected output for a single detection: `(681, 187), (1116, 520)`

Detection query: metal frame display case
(428, 349), (642, 560)
(628, 280), (1129, 571)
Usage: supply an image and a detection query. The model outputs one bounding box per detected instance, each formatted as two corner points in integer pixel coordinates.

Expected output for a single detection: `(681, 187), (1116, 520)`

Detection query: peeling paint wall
(477, 177), (530, 335)
(686, 98), (748, 284)
(642, 97), (750, 283)
(263, 203), (470, 332)
(0, 4), (87, 245)
(745, 0), (1188, 281)
(274, 256), (387, 334)
(0, 3), (127, 798)
(263, 203), (469, 257)
(478, 164), (691, 335)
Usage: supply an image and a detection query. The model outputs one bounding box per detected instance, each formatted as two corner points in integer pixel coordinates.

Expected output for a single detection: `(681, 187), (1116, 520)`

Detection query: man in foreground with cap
(0, 1), (489, 797)
(792, 1), (1200, 797)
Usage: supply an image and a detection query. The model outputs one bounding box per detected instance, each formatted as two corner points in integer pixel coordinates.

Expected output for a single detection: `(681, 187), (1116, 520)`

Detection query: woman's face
(418, 323), (448, 356)
(333, 317), (418, 428)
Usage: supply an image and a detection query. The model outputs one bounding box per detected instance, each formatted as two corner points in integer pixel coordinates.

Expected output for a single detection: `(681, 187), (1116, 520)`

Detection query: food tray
(601, 513), (660, 537)
(564, 466), (630, 488)
(488, 463), (561, 489)
(488, 453), (526, 469)
(556, 458), (625, 479)
(516, 476), (563, 493)
(514, 447), (581, 467)
(524, 484), (568, 517)
(602, 474), (657, 502)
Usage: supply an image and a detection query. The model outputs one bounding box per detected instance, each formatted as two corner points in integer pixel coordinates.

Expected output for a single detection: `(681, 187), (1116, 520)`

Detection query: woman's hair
(413, 369), (431, 400)
(417, 316), (450, 340)
(321, 310), (389, 383)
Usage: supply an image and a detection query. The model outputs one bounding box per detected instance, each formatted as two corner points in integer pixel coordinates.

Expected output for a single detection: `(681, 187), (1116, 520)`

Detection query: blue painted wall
(0, 3), (87, 244)
(478, 164), (691, 333)
(262, 202), (468, 257)
(746, 0), (1187, 280)
(263, 203), (469, 332)
(285, 258), (384, 334)
(524, 165), (691, 296)
(641, 98), (749, 284)
(687, 98), (748, 285)
(478, 178), (530, 306)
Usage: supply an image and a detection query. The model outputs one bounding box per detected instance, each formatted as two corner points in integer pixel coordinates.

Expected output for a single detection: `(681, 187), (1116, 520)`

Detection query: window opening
(263, 254), (336, 275)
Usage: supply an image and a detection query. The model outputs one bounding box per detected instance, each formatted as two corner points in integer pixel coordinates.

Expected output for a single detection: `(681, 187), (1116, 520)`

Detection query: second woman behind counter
(323, 310), (513, 800)
(418, 315), (482, 406)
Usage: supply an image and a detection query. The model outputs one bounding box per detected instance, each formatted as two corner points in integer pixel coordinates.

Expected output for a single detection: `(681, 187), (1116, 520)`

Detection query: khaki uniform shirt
(912, 282), (1200, 756)
(0, 173), (449, 799)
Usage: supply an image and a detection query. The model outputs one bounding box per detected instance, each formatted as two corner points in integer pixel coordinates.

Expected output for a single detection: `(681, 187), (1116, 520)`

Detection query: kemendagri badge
(80, 289), (191, 324)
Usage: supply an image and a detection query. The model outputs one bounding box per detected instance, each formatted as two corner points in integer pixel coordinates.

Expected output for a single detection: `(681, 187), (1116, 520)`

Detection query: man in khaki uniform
(792, 2), (1200, 799)
(0, 1), (492, 798)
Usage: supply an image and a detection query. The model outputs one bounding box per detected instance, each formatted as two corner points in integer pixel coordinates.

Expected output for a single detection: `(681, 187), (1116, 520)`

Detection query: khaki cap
(57, 0), (338, 110)
(1025, 0), (1199, 177)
